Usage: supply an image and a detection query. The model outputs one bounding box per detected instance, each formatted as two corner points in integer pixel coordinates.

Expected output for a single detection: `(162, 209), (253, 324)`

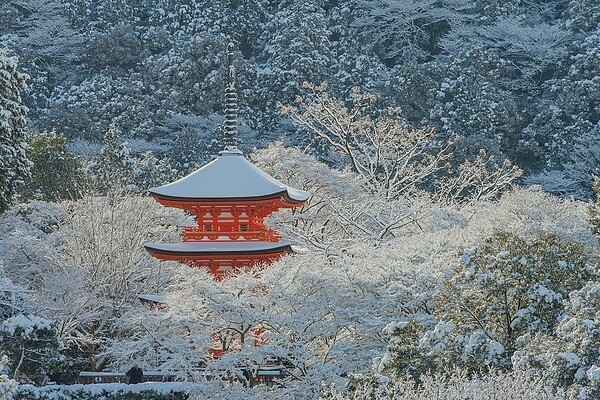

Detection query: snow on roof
(149, 147), (309, 202)
(138, 294), (166, 304)
(144, 240), (292, 255)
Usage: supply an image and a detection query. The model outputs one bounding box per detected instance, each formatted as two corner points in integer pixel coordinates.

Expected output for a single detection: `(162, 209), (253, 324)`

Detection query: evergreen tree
(328, 1), (388, 97)
(354, 0), (474, 62)
(0, 354), (17, 399)
(512, 280), (600, 399)
(132, 151), (179, 193)
(429, 46), (520, 162)
(0, 50), (31, 213)
(86, 125), (136, 192)
(0, 314), (60, 384)
(433, 233), (590, 370)
(565, 0), (600, 33)
(257, 0), (332, 128)
(522, 32), (600, 168)
(386, 60), (443, 127)
(21, 132), (85, 202)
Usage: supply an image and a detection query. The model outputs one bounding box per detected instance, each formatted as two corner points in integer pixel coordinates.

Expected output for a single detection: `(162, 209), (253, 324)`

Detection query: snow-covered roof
(138, 294), (166, 304)
(149, 147), (309, 203)
(144, 240), (292, 255)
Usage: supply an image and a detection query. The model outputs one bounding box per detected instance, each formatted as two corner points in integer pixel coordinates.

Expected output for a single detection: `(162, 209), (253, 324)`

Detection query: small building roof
(138, 294), (166, 304)
(144, 240), (292, 256)
(149, 147), (309, 203)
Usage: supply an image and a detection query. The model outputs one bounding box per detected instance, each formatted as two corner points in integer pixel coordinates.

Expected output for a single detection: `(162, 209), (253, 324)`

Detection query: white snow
(586, 365), (600, 383)
(528, 284), (562, 303)
(460, 247), (476, 266)
(518, 256), (527, 265)
(559, 352), (581, 367)
(487, 340), (505, 358)
(0, 314), (53, 337)
(382, 321), (409, 335)
(150, 147), (309, 203)
(420, 321), (455, 352)
(497, 251), (510, 258)
(18, 382), (204, 396)
(138, 294), (166, 304)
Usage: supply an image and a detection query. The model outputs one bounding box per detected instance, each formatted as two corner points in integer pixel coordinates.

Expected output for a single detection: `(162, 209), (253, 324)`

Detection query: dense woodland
(2, 1), (600, 399)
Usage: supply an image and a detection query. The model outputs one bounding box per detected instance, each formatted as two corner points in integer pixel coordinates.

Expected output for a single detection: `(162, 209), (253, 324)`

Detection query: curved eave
(148, 189), (307, 207)
(144, 242), (293, 257)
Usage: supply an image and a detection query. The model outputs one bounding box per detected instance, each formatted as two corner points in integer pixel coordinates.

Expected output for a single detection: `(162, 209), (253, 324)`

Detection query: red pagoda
(144, 44), (309, 278)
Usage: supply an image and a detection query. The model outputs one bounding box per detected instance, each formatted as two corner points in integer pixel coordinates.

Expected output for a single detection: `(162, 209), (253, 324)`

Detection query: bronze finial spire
(223, 42), (238, 149)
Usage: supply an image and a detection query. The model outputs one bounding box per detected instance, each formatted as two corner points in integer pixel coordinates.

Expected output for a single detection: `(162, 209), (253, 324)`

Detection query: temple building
(143, 44), (309, 279)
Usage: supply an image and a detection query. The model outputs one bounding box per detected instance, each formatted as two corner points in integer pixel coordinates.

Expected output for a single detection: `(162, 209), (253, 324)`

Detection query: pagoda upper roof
(149, 147), (309, 204)
(144, 240), (292, 255)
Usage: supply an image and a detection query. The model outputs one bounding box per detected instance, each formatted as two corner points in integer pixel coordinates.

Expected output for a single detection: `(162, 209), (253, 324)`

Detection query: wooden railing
(78, 371), (175, 384)
(181, 226), (280, 242)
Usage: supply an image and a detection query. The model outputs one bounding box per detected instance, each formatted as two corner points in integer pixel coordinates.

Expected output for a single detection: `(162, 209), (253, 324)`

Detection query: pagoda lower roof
(144, 241), (293, 256)
(149, 147), (309, 204)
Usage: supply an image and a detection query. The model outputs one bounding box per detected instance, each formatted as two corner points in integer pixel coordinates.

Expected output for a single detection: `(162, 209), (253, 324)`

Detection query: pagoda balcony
(180, 226), (281, 242)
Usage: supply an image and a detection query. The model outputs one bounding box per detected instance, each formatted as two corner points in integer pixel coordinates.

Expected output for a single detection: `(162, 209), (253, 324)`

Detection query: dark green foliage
(588, 180), (600, 238)
(0, 50), (31, 214)
(21, 133), (86, 202)
(377, 232), (594, 382)
(0, 315), (61, 384)
(87, 125), (178, 193)
(15, 387), (190, 400)
(435, 232), (590, 361)
(1, 0), (596, 187)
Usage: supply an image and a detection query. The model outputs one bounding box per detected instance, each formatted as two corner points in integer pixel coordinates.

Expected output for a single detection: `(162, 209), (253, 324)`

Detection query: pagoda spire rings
(223, 42), (238, 149)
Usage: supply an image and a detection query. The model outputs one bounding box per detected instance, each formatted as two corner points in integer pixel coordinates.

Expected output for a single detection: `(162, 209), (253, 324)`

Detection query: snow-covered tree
(161, 114), (221, 173)
(43, 73), (156, 140)
(0, 355), (17, 400)
(86, 125), (136, 192)
(522, 31), (600, 168)
(257, 1), (332, 126)
(512, 280), (600, 399)
(16, 1), (84, 78)
(0, 50), (30, 213)
(432, 232), (591, 371)
(253, 143), (423, 248)
(375, 230), (594, 383)
(525, 129), (600, 200)
(386, 60), (443, 127)
(131, 151), (179, 193)
(354, 0), (475, 61)
(281, 85), (521, 206)
(86, 125), (177, 193)
(0, 314), (59, 384)
(324, 369), (566, 400)
(441, 17), (569, 91)
(564, 0), (600, 33)
(41, 194), (182, 370)
(428, 46), (520, 161)
(281, 83), (448, 200)
(588, 180), (600, 240)
(433, 150), (522, 206)
(328, 2), (389, 97)
(0, 260), (27, 320)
